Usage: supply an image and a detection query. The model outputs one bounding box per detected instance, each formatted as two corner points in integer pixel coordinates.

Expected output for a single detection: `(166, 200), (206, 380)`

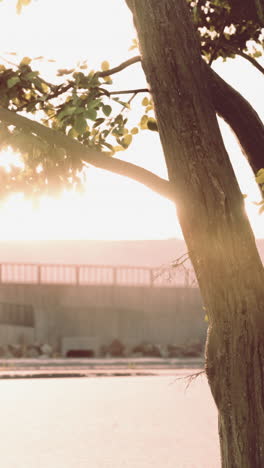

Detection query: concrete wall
(0, 324), (34, 346)
(0, 283), (206, 351)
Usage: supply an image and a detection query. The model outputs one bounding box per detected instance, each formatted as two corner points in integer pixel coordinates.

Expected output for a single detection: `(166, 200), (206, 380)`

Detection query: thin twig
(170, 370), (205, 390)
(171, 251), (190, 268)
(152, 252), (192, 282)
(219, 43), (264, 75)
(234, 50), (264, 75)
(109, 88), (149, 95)
(119, 92), (137, 113)
(0, 55), (18, 67)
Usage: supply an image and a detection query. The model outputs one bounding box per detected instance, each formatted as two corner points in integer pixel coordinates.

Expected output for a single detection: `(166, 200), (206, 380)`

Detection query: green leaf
(253, 50), (262, 58)
(93, 118), (105, 128)
(102, 105), (112, 116)
(85, 108), (97, 121)
(74, 116), (87, 134)
(24, 71), (39, 81)
(147, 118), (158, 131)
(7, 76), (20, 88)
(57, 106), (76, 121)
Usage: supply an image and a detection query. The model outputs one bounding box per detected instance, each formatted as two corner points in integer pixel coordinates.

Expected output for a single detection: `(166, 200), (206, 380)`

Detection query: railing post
(37, 264), (41, 284)
(112, 267), (117, 285)
(149, 268), (154, 287)
(76, 266), (80, 285)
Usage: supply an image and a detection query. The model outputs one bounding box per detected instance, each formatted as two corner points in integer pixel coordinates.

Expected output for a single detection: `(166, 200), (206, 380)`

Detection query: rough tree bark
(125, 0), (264, 466)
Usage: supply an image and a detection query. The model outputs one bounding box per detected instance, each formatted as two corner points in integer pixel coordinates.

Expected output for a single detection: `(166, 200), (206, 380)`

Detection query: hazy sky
(0, 0), (263, 240)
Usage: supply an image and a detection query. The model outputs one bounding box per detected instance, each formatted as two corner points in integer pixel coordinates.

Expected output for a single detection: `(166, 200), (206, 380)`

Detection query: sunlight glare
(0, 147), (24, 173)
(0, 1), (263, 241)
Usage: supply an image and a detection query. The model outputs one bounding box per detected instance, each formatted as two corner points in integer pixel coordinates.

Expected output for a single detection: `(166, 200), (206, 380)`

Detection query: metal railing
(0, 263), (198, 288)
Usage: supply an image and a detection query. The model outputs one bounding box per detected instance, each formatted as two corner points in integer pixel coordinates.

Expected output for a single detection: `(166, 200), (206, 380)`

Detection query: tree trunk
(125, 0), (264, 466)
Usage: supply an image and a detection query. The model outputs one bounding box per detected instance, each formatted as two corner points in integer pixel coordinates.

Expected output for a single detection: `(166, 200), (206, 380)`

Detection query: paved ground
(0, 374), (220, 468)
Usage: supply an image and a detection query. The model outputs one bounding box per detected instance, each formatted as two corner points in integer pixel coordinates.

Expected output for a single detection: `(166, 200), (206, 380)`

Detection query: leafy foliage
(0, 57), (142, 197)
(255, 169), (264, 213)
(188, 0), (264, 64)
(0, 0), (263, 199)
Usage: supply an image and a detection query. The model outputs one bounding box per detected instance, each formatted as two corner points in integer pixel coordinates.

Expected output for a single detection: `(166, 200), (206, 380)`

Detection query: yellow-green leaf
(131, 127), (139, 135)
(102, 105), (112, 117)
(7, 76), (20, 88)
(16, 0), (31, 14)
(123, 134), (132, 147)
(140, 115), (148, 129)
(113, 145), (125, 152)
(74, 116), (87, 134)
(103, 76), (112, 84)
(142, 97), (149, 106)
(256, 169), (264, 185)
(68, 128), (79, 139)
(20, 56), (31, 66)
(41, 82), (50, 93)
(101, 61), (110, 71)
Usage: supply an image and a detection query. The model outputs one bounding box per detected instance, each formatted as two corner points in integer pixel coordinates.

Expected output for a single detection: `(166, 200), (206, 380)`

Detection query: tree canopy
(0, 0), (263, 204)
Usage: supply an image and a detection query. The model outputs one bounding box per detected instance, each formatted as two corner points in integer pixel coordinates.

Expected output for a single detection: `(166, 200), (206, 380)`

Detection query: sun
(0, 147), (24, 173)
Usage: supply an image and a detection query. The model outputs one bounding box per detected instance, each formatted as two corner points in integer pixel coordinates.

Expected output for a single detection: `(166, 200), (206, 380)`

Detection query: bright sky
(0, 0), (263, 240)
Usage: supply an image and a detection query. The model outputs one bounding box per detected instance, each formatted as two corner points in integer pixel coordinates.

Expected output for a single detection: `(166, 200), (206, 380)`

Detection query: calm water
(0, 374), (220, 468)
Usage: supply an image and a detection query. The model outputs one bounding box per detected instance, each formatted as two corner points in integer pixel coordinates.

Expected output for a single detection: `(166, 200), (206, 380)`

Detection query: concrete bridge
(0, 263), (206, 354)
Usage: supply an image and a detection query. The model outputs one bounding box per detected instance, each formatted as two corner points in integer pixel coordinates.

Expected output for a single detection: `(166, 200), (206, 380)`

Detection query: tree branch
(97, 56), (141, 77)
(104, 56), (264, 177)
(0, 106), (175, 202)
(222, 44), (264, 75)
(1, 53), (263, 202)
(235, 50), (264, 76)
(109, 88), (148, 95)
(205, 63), (264, 174)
